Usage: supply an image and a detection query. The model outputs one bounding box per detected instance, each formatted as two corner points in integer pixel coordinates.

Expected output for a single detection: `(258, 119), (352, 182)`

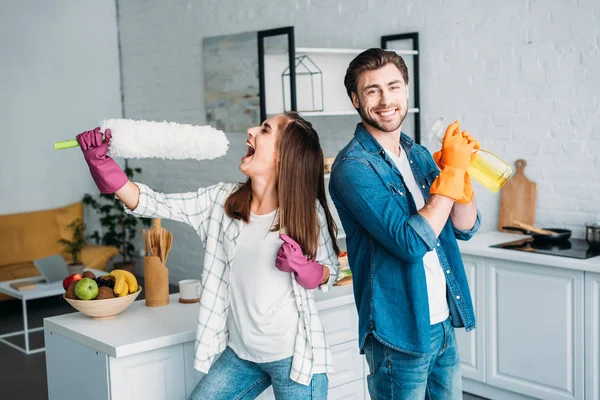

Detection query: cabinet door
(319, 301), (359, 346)
(585, 273), (600, 400)
(486, 259), (584, 400)
(109, 344), (186, 400)
(329, 379), (365, 400)
(328, 341), (366, 389)
(183, 341), (205, 398)
(454, 255), (486, 382)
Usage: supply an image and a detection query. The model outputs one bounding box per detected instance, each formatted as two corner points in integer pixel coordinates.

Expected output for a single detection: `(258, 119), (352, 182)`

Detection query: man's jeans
(364, 318), (462, 400)
(189, 347), (328, 400)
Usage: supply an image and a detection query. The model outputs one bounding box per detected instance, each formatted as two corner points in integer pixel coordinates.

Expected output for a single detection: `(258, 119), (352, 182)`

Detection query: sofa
(0, 201), (119, 300)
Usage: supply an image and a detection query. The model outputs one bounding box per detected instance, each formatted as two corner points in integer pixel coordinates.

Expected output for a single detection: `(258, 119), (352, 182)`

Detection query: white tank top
(226, 209), (299, 362)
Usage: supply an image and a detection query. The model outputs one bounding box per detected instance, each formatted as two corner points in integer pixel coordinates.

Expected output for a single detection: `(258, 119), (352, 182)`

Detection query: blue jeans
(189, 347), (329, 400)
(364, 318), (462, 400)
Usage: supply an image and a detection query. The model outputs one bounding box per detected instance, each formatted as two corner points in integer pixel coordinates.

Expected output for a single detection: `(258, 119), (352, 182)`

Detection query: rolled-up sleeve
(451, 209), (482, 241)
(315, 203), (340, 292)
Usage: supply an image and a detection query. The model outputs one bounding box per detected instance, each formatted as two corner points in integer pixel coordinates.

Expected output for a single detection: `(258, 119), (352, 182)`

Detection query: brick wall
(116, 0), (600, 282)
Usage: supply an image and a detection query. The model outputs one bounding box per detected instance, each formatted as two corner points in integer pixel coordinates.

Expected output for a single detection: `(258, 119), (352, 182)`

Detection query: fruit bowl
(64, 288), (142, 320)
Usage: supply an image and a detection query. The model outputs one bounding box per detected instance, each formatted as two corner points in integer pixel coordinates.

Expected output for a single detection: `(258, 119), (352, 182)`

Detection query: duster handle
(54, 139), (80, 150)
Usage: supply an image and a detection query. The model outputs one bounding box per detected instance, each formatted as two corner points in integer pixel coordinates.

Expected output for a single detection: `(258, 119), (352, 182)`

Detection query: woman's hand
(275, 234), (329, 289)
(76, 128), (128, 194)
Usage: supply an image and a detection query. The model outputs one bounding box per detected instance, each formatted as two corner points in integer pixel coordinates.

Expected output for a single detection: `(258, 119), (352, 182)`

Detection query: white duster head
(100, 119), (229, 161)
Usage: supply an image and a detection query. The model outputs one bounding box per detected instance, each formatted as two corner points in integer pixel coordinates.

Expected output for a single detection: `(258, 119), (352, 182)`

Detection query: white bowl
(64, 288), (142, 319)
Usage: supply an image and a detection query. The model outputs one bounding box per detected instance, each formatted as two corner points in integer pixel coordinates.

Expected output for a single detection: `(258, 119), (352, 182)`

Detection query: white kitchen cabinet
(46, 289), (369, 400)
(486, 258), (584, 400)
(45, 330), (187, 400)
(329, 379), (367, 400)
(455, 255), (486, 383)
(585, 273), (600, 400)
(109, 344), (186, 400)
(456, 232), (599, 400)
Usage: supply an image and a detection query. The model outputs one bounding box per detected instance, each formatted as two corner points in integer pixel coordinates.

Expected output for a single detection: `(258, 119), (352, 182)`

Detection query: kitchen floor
(0, 280), (487, 400)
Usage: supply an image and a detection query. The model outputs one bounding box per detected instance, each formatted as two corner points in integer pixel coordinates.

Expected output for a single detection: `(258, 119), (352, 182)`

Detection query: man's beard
(357, 101), (408, 133)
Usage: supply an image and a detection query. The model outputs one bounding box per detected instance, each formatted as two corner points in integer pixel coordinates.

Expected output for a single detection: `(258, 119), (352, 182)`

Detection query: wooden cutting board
(498, 159), (537, 232)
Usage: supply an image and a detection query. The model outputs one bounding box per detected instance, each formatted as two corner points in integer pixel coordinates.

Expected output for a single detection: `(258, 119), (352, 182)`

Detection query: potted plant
(83, 166), (152, 274)
(58, 218), (87, 275)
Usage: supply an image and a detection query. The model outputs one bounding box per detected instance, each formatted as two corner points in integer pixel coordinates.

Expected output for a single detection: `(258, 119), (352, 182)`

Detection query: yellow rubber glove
(429, 121), (479, 201)
(432, 131), (480, 204)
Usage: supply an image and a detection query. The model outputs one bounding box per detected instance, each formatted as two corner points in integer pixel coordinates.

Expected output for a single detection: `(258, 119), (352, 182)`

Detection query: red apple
(63, 273), (83, 291)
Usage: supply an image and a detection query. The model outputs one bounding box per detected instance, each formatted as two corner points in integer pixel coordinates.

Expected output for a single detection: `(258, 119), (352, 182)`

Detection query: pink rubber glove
(76, 127), (128, 194)
(276, 234), (325, 289)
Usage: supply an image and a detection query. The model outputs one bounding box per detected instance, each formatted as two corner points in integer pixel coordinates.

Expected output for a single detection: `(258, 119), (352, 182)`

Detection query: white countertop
(47, 232), (599, 359)
(458, 231), (600, 273)
(44, 285), (356, 358)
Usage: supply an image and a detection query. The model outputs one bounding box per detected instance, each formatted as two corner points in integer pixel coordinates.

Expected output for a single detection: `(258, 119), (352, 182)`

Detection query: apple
(74, 278), (99, 300)
(62, 274), (83, 291)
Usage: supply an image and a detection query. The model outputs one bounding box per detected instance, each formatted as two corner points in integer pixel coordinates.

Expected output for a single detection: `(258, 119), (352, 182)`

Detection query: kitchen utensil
(585, 222), (600, 246)
(54, 119), (229, 161)
(149, 219), (162, 259)
(429, 117), (513, 192)
(512, 221), (557, 235)
(160, 228), (167, 264)
(501, 226), (572, 243)
(148, 233), (159, 259)
(498, 159), (537, 232)
(144, 256), (169, 307)
(142, 228), (148, 256)
(164, 231), (173, 264)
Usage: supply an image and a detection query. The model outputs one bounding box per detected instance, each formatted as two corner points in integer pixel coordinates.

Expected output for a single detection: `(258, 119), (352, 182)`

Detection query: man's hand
(430, 122), (479, 201)
(432, 132), (479, 204)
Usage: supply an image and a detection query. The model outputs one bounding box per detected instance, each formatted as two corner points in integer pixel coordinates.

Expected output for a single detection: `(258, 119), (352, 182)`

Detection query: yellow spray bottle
(430, 117), (513, 193)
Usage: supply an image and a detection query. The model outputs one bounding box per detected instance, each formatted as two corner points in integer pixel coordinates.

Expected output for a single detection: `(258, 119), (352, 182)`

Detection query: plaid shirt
(126, 182), (340, 385)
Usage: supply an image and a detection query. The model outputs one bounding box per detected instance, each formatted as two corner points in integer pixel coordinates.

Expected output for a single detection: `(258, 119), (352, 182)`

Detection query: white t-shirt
(384, 147), (450, 325)
(226, 209), (299, 362)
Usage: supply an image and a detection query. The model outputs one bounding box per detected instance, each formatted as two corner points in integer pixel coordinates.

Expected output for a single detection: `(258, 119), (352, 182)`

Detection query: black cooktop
(491, 238), (600, 260)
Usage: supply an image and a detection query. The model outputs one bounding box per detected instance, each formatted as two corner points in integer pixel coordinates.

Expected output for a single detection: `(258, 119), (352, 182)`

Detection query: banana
(110, 270), (138, 294)
(112, 273), (129, 297)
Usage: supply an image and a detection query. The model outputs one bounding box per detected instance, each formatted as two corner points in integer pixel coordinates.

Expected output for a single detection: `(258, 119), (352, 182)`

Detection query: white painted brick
(115, 0), (600, 279)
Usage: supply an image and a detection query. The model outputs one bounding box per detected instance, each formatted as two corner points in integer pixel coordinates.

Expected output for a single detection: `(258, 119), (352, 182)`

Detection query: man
(329, 48), (481, 399)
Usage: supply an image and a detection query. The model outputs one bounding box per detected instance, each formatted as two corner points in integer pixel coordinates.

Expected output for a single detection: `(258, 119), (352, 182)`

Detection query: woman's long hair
(224, 112), (340, 259)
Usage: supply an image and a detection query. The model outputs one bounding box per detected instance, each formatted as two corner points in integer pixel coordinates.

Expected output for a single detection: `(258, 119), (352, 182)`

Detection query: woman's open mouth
(243, 142), (255, 159)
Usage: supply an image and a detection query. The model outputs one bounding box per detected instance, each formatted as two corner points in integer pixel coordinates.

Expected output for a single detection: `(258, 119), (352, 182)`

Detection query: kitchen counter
(458, 231), (600, 273)
(43, 284), (362, 400)
(43, 284), (355, 359)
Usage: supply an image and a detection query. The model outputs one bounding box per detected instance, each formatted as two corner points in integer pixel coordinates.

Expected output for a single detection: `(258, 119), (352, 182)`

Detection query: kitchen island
(44, 285), (367, 400)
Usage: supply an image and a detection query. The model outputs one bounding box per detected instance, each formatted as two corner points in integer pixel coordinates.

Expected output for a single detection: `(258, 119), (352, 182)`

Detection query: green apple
(75, 278), (99, 300)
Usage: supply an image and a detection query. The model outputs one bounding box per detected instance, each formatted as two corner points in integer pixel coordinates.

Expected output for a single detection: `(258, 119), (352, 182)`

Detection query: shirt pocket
(388, 182), (409, 212)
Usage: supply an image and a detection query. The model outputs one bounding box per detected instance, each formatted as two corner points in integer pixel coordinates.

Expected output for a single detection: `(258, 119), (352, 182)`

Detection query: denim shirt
(329, 123), (481, 356)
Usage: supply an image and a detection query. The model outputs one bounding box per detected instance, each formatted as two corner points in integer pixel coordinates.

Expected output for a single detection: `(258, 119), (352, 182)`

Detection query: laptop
(33, 254), (70, 283)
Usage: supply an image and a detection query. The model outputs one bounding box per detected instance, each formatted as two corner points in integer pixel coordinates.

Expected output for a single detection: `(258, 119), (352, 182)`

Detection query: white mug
(179, 279), (201, 303)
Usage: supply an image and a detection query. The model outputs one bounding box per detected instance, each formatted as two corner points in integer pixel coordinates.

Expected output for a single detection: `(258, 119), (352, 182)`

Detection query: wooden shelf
(296, 47), (418, 56)
(301, 108), (419, 117)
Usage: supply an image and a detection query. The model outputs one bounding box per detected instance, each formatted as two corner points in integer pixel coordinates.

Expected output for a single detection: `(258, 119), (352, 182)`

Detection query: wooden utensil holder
(144, 256), (169, 307)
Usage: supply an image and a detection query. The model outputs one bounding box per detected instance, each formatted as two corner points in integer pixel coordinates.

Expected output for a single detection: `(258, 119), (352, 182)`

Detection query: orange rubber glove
(430, 121), (479, 201)
(432, 131), (480, 204)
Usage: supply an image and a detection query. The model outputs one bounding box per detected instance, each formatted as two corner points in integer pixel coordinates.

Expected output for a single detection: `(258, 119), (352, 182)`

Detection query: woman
(76, 112), (341, 399)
